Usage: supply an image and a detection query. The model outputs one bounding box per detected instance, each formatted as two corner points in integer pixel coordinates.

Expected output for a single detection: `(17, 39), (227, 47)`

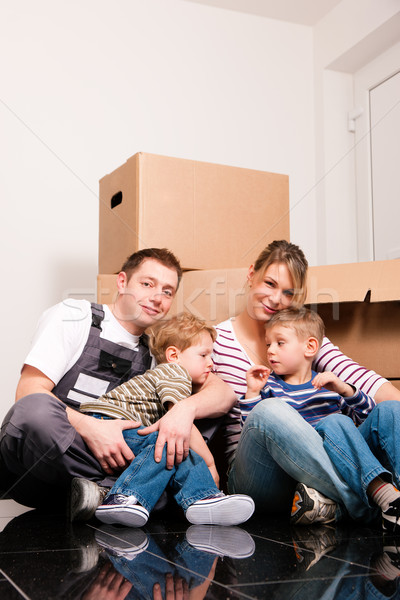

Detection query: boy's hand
(312, 372), (354, 397)
(245, 365), (271, 398)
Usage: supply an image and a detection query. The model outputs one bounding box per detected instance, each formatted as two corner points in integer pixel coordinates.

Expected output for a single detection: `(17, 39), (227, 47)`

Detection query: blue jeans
(107, 428), (218, 513)
(227, 398), (372, 521)
(105, 535), (216, 599)
(316, 402), (400, 510)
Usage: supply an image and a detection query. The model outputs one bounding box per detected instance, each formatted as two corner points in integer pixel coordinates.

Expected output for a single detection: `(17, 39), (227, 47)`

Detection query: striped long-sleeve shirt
(239, 371), (375, 427)
(212, 318), (386, 463)
(79, 363), (192, 425)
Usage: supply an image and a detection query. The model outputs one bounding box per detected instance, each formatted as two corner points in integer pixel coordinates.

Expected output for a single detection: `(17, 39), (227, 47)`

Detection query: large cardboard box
(99, 153), (289, 273)
(98, 259), (400, 385)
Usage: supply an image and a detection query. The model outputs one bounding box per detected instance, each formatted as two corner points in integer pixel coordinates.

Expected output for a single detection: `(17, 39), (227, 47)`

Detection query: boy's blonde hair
(265, 307), (325, 346)
(149, 312), (216, 365)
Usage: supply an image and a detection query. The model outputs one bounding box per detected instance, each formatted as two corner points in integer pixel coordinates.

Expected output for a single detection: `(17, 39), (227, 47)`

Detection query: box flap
(306, 259), (400, 305)
(372, 259), (400, 301)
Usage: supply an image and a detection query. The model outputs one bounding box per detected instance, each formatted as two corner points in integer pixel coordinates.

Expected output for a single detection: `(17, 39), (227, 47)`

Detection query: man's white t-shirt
(24, 299), (154, 386)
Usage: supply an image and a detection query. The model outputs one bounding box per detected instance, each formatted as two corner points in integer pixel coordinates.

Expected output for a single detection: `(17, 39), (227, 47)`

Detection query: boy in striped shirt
(240, 307), (400, 533)
(76, 312), (254, 528)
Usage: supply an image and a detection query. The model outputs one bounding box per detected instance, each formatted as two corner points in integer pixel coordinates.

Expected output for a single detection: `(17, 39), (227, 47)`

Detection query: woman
(213, 240), (400, 521)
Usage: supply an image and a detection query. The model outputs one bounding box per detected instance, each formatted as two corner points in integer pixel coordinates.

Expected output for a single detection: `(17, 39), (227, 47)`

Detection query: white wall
(0, 0), (315, 420)
(313, 0), (400, 264)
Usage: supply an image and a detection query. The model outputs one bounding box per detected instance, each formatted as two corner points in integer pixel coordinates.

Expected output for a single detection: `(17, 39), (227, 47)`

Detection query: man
(0, 248), (235, 513)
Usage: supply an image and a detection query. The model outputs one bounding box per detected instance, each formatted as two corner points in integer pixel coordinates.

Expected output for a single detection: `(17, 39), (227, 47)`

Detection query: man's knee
(1, 393), (69, 461)
(3, 393), (65, 434)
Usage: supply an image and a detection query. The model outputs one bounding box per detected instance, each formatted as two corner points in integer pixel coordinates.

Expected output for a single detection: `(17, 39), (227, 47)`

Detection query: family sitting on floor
(1, 242), (400, 533)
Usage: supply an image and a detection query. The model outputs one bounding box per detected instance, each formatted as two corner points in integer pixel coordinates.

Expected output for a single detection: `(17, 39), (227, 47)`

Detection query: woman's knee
(244, 398), (298, 430)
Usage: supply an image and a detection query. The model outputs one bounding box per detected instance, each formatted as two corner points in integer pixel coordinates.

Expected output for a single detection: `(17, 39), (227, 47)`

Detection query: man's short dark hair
(120, 248), (183, 288)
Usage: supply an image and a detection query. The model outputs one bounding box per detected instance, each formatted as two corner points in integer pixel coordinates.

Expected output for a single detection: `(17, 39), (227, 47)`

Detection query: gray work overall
(0, 303), (152, 507)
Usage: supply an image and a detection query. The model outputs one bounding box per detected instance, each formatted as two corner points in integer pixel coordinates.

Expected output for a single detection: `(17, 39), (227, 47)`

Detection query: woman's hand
(245, 365), (271, 398)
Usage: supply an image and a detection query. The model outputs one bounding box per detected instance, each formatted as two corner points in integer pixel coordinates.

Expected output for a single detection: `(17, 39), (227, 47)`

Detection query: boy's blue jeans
(95, 422), (218, 513)
(227, 398), (376, 521)
(315, 401), (400, 511)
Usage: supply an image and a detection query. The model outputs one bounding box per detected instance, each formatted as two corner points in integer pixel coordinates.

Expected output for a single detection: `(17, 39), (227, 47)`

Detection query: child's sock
(370, 478), (400, 512)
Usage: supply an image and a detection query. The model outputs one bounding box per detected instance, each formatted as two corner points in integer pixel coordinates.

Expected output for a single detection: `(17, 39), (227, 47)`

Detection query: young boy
(77, 312), (254, 528)
(240, 307), (400, 533)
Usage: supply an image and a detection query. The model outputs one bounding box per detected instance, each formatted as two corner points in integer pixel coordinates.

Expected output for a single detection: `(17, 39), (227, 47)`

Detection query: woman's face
(247, 262), (295, 322)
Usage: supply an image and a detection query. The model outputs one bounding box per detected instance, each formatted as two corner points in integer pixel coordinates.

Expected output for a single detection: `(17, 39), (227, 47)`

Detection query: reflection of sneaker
(186, 525), (255, 558)
(95, 524), (149, 559)
(185, 493), (254, 526)
(70, 478), (109, 522)
(95, 494), (149, 527)
(291, 525), (337, 571)
(370, 538), (400, 596)
(383, 498), (400, 534)
(70, 524), (102, 573)
(291, 483), (336, 525)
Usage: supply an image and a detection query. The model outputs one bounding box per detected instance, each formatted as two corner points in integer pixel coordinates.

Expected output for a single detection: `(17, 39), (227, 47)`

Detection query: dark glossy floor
(1, 498), (400, 599)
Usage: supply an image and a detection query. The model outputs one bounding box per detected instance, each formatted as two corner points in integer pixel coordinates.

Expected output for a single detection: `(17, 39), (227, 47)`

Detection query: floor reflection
(1, 500), (400, 599)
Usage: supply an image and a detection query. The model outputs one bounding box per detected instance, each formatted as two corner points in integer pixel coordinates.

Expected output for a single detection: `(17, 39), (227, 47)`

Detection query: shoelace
(112, 494), (138, 506)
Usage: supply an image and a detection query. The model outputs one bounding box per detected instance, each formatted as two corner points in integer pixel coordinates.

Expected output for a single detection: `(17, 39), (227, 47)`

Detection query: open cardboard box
(99, 152), (289, 273)
(98, 258), (400, 388)
(305, 260), (400, 386)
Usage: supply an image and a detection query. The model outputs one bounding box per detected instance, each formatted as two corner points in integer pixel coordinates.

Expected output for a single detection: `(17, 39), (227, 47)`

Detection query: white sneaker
(95, 524), (149, 559)
(95, 494), (149, 527)
(186, 525), (255, 558)
(185, 493), (254, 526)
(291, 483), (336, 525)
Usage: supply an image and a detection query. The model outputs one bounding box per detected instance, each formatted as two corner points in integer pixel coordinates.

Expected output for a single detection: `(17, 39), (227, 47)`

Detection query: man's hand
(69, 411), (141, 474)
(82, 562), (132, 600)
(138, 401), (196, 469)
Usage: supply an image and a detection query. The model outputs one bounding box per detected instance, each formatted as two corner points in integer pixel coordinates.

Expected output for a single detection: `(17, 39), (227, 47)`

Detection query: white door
(369, 71), (400, 260)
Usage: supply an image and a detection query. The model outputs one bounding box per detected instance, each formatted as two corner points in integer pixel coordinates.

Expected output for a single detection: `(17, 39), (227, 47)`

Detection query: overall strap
(90, 303), (105, 333)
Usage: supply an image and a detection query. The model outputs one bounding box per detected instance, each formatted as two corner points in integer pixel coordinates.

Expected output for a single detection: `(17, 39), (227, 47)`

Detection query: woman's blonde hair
(149, 312), (216, 365)
(253, 240), (308, 306)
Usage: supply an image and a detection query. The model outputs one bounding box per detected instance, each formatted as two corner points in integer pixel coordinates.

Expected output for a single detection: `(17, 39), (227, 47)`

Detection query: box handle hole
(111, 191), (123, 209)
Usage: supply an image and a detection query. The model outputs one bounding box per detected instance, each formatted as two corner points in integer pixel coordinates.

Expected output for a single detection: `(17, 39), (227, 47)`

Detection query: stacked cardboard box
(99, 152), (289, 273)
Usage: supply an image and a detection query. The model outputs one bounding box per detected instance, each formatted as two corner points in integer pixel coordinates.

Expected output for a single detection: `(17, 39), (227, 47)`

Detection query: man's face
(117, 258), (179, 332)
